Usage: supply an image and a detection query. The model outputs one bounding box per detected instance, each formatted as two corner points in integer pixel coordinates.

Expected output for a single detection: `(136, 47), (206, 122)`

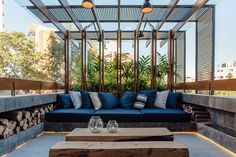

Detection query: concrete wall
(0, 94), (57, 113)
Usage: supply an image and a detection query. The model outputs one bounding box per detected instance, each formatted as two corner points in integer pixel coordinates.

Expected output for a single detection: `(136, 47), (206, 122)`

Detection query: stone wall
(182, 94), (236, 132)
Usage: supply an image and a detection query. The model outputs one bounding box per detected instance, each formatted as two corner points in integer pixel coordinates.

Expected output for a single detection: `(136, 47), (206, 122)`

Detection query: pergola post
(98, 34), (102, 92)
(101, 31), (105, 92)
(151, 30), (157, 90)
(137, 34), (140, 92)
(133, 31), (137, 92)
(116, 30), (122, 95)
(99, 31), (105, 92)
(81, 30), (87, 91)
(64, 30), (71, 93)
(167, 30), (175, 92)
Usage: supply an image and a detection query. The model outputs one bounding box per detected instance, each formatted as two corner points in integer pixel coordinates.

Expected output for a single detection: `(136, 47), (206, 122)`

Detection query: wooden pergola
(16, 0), (216, 94)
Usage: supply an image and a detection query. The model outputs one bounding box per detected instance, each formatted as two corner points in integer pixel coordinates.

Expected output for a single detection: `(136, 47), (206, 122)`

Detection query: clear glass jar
(88, 116), (104, 133)
(106, 120), (119, 133)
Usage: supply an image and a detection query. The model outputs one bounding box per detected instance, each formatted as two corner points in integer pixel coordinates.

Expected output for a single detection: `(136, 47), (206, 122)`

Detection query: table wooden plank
(49, 141), (189, 157)
(66, 128), (174, 141)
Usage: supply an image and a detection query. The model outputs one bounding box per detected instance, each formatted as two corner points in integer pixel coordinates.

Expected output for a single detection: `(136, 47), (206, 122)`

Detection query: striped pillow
(133, 94), (147, 109)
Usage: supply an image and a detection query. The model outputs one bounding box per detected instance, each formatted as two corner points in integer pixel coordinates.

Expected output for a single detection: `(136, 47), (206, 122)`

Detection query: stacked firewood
(0, 104), (54, 139)
(183, 104), (211, 123)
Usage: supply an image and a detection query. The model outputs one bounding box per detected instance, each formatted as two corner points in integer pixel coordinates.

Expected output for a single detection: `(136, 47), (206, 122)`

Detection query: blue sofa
(45, 91), (191, 123)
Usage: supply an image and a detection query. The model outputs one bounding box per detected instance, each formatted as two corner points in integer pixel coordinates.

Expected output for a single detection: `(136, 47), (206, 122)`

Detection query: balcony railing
(174, 79), (236, 93)
(0, 78), (64, 96)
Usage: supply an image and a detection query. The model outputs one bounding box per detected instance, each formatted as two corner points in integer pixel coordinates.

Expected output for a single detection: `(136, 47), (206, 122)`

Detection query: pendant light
(82, 0), (93, 9)
(141, 0), (153, 14)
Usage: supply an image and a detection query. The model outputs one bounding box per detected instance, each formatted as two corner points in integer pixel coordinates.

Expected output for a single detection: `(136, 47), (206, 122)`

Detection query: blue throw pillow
(99, 92), (119, 109)
(166, 92), (182, 109)
(57, 94), (73, 109)
(120, 92), (137, 109)
(81, 91), (93, 109)
(138, 90), (156, 108)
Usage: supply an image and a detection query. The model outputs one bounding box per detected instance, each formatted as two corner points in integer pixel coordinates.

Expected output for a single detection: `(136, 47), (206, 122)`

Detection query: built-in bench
(44, 91), (193, 131)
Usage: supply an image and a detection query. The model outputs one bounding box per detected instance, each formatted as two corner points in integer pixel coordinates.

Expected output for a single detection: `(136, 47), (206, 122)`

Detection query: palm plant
(139, 55), (151, 90)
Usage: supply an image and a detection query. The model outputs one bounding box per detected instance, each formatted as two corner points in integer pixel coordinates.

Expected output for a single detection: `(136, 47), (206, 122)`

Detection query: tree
(70, 42), (82, 90)
(47, 35), (64, 83)
(227, 72), (233, 79)
(0, 32), (48, 80)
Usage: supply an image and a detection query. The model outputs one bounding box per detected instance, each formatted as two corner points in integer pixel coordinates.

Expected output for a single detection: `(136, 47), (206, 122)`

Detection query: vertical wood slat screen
(197, 7), (215, 81)
(175, 32), (186, 83)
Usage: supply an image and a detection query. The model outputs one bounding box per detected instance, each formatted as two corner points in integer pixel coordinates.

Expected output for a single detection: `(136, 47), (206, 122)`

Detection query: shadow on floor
(4, 133), (236, 157)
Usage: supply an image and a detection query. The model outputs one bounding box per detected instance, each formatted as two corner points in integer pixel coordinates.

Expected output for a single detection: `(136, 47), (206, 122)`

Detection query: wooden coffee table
(49, 128), (189, 157)
(49, 141), (189, 157)
(66, 128), (174, 141)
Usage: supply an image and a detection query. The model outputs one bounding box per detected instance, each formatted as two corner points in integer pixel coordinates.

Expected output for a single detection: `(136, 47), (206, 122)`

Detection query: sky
(2, 0), (236, 78)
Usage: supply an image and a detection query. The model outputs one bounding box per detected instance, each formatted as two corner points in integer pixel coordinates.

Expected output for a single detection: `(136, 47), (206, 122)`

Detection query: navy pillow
(81, 91), (93, 109)
(99, 92), (119, 109)
(138, 90), (156, 108)
(57, 94), (73, 109)
(120, 92), (137, 109)
(166, 92), (182, 109)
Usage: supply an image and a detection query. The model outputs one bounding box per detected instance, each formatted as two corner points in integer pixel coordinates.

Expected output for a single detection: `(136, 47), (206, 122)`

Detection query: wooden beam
(91, 4), (103, 36)
(58, 0), (84, 32)
(146, 0), (180, 47)
(160, 0), (209, 47)
(0, 78), (64, 91)
(211, 79), (236, 91)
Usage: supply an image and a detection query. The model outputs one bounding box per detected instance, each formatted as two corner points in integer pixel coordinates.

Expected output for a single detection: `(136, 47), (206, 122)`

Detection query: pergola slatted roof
(56, 31), (183, 40)
(27, 5), (212, 23)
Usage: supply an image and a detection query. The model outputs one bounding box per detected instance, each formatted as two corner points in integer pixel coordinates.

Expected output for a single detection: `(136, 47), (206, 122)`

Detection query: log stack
(183, 104), (211, 123)
(0, 104), (54, 139)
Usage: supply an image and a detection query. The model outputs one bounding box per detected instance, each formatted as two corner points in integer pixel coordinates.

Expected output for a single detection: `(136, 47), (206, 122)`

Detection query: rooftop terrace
(0, 0), (236, 157)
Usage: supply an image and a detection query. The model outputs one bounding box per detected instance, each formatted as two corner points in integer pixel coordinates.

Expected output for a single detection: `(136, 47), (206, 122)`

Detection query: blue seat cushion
(81, 91), (93, 109)
(120, 92), (137, 109)
(138, 90), (156, 108)
(94, 108), (142, 122)
(140, 108), (191, 122)
(166, 92), (182, 109)
(57, 94), (73, 109)
(99, 92), (119, 109)
(45, 108), (96, 122)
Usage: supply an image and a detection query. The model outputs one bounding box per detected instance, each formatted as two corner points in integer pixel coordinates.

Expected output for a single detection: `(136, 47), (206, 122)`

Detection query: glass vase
(88, 116), (104, 133)
(106, 120), (119, 133)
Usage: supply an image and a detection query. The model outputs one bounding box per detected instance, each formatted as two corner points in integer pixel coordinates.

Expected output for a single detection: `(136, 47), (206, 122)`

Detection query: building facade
(215, 58), (236, 80)
(28, 23), (57, 52)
